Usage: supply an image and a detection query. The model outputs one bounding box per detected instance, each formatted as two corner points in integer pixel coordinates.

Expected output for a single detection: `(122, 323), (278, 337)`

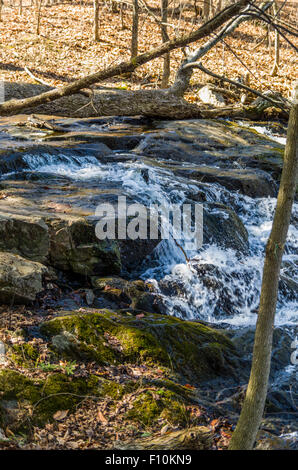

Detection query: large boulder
(40, 309), (239, 383)
(0, 252), (49, 304)
(0, 213), (49, 264)
(48, 217), (121, 276)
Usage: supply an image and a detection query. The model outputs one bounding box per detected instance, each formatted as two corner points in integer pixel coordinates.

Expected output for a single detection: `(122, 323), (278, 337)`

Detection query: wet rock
(91, 276), (161, 313)
(0, 143), (112, 176)
(48, 217), (121, 276)
(175, 166), (277, 198)
(203, 202), (249, 254)
(135, 119), (284, 183)
(0, 252), (49, 304)
(0, 213), (49, 264)
(255, 431), (292, 450)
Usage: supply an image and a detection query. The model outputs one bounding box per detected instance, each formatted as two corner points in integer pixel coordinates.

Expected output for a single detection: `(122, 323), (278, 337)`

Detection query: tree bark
(2, 81), (285, 120)
(0, 0), (249, 116)
(270, 1), (280, 76)
(171, 2), (272, 96)
(131, 0), (139, 59)
(114, 426), (213, 450)
(161, 0), (170, 88)
(36, 0), (43, 35)
(93, 0), (100, 42)
(229, 83), (298, 450)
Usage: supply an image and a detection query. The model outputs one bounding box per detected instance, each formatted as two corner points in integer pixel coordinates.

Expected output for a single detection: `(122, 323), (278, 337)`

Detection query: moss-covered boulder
(0, 369), (101, 431)
(126, 388), (189, 426)
(40, 309), (238, 383)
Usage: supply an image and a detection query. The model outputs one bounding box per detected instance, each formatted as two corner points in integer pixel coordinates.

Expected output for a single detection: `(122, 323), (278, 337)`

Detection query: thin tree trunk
(229, 83), (298, 450)
(0, 0), (3, 22)
(161, 0), (170, 88)
(203, 0), (210, 20)
(36, 0), (43, 35)
(270, 1), (280, 76)
(93, 0), (100, 41)
(131, 0), (139, 59)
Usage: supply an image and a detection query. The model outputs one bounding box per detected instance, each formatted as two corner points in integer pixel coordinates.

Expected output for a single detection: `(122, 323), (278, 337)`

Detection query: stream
(0, 115), (297, 447)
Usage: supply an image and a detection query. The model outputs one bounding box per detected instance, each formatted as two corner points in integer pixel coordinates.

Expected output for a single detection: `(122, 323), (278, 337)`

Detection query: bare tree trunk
(93, 0), (100, 41)
(229, 84), (298, 450)
(0, 0), (3, 22)
(203, 0), (210, 20)
(120, 2), (126, 30)
(161, 0), (170, 88)
(19, 0), (23, 15)
(131, 0), (139, 59)
(270, 1), (280, 76)
(36, 0), (43, 35)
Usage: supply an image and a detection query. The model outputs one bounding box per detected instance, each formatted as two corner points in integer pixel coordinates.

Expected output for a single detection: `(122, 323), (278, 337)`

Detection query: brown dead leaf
(53, 410), (69, 421)
(97, 409), (108, 425)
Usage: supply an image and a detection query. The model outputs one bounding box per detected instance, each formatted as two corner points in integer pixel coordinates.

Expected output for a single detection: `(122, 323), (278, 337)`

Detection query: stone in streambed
(0, 252), (50, 304)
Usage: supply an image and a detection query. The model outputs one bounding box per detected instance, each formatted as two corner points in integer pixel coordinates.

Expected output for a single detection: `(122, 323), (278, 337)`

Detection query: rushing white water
(20, 146), (298, 331)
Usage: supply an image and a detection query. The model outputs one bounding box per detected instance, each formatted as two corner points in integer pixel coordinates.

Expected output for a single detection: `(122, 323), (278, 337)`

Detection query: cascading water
(21, 145), (298, 329)
(1, 118), (296, 444)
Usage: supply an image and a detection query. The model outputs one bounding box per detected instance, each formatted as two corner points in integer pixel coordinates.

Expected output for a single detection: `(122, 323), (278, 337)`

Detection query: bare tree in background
(131, 0), (139, 59)
(161, 0), (170, 87)
(270, 1), (280, 76)
(93, 0), (100, 41)
(36, 0), (43, 35)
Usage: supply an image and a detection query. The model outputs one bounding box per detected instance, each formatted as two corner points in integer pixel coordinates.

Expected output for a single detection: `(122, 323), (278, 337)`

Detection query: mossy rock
(126, 388), (189, 427)
(8, 342), (41, 367)
(0, 369), (133, 432)
(40, 309), (238, 382)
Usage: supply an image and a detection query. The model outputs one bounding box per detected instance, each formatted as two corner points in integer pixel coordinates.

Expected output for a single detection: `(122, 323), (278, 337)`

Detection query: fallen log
(113, 426), (213, 450)
(2, 82), (287, 120)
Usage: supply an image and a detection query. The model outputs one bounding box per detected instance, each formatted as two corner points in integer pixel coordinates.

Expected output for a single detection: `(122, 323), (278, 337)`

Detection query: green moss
(41, 310), (237, 382)
(100, 380), (124, 400)
(126, 388), (189, 427)
(35, 373), (100, 424)
(9, 342), (40, 367)
(0, 369), (101, 429)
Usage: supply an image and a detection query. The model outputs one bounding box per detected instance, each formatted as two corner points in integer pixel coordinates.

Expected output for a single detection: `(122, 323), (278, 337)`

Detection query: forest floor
(0, 0), (297, 107)
(0, 303), (234, 450)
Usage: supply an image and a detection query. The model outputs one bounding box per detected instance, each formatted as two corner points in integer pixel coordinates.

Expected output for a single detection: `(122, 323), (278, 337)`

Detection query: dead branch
(186, 62), (290, 113)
